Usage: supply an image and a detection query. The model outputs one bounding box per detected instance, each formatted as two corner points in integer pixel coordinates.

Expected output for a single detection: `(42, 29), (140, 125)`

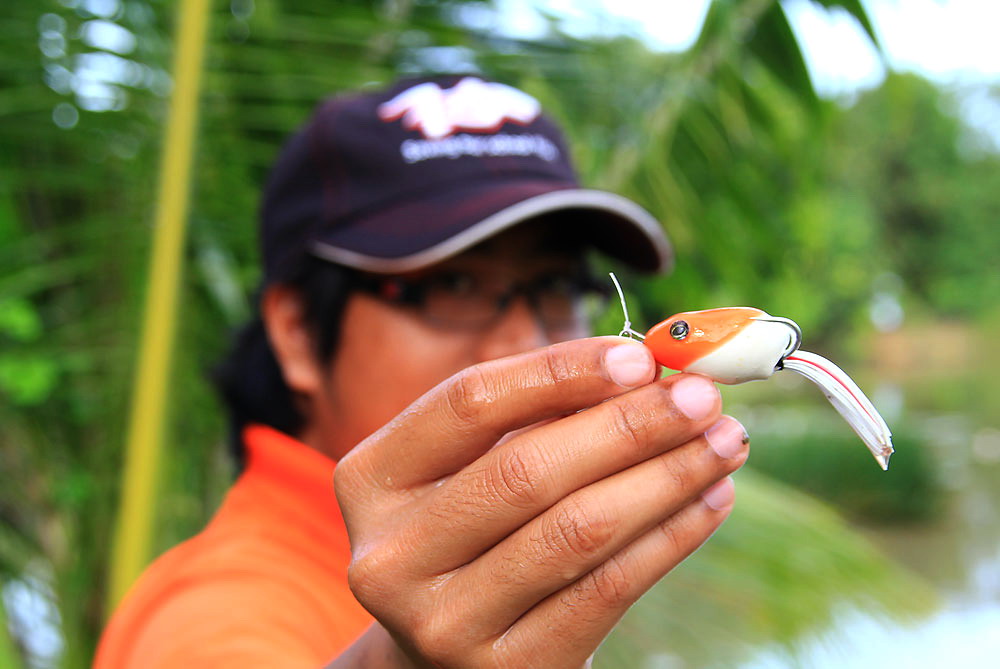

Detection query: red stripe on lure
(610, 274), (894, 470)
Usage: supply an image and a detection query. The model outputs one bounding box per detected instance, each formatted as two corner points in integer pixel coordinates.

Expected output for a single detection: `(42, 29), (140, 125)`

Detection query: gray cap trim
(308, 189), (673, 274)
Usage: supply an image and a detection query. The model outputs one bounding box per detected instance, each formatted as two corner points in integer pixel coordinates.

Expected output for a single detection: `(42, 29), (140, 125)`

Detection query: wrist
(326, 622), (417, 669)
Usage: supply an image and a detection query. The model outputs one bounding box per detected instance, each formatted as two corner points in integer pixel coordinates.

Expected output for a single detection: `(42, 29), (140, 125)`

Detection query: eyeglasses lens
(422, 275), (499, 329)
(420, 274), (607, 333)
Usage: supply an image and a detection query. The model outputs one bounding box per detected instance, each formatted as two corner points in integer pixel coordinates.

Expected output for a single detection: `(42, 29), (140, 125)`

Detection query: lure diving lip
(610, 274), (894, 470)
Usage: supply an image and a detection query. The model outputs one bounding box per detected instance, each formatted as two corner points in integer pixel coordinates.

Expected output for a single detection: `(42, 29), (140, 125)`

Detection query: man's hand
(331, 337), (748, 668)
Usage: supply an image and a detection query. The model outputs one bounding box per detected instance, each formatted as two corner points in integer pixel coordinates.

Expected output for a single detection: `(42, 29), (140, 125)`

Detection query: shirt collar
(241, 423), (341, 522)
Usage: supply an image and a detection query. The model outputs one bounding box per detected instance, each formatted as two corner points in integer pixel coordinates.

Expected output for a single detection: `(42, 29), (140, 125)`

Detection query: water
(742, 353), (1000, 666)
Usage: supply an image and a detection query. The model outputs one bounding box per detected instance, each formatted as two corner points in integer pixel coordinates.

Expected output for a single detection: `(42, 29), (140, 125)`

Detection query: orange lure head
(644, 307), (801, 384)
(644, 308), (766, 372)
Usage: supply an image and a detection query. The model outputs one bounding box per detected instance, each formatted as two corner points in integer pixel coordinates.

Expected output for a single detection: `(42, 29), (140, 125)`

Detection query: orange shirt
(95, 425), (373, 668)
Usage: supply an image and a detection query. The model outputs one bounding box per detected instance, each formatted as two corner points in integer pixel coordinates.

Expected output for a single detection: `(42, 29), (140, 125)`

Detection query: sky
(502, 0), (1000, 90)
(495, 0), (1000, 145)
(785, 0), (1000, 93)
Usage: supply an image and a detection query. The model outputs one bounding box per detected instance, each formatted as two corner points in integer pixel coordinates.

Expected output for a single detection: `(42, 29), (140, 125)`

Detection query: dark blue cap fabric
(261, 75), (672, 280)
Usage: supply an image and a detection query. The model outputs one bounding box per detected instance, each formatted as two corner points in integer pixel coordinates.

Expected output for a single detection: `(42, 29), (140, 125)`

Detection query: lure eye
(669, 320), (689, 340)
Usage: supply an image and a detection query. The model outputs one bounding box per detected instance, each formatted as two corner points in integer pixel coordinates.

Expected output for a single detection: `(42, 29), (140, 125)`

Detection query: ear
(261, 284), (324, 396)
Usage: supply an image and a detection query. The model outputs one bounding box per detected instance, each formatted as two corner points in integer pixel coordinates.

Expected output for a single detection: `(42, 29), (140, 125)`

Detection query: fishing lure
(609, 274), (894, 470)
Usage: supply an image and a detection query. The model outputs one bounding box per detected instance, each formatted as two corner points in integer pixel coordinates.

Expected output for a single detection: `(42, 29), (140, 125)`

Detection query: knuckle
(409, 614), (465, 667)
(349, 546), (428, 639)
(655, 516), (684, 554)
(543, 497), (613, 563)
(408, 619), (441, 663)
(483, 447), (544, 509)
(608, 401), (651, 458)
(332, 452), (362, 496)
(653, 451), (694, 495)
(443, 366), (494, 428)
(666, 455), (694, 493)
(346, 549), (387, 604)
(540, 345), (576, 386)
(578, 554), (633, 610)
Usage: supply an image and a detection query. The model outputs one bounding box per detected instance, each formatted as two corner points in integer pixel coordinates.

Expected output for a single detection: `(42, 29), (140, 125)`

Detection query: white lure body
(684, 317), (797, 384)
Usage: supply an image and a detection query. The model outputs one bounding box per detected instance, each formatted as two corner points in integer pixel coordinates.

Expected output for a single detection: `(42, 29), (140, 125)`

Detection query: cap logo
(377, 77), (541, 140)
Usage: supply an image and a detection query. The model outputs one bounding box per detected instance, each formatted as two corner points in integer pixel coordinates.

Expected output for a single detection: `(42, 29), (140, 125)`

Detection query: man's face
(303, 225), (594, 460)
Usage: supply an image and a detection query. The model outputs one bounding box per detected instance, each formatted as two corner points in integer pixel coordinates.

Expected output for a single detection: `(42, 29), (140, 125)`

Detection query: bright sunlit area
(495, 0), (1000, 147)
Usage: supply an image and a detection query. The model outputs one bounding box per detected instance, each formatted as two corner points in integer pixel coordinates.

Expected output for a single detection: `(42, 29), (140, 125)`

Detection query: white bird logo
(377, 78), (542, 140)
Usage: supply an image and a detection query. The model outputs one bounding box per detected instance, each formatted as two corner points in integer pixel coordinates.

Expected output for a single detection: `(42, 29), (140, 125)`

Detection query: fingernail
(605, 343), (655, 388)
(702, 477), (735, 511)
(704, 417), (749, 459)
(671, 375), (719, 420)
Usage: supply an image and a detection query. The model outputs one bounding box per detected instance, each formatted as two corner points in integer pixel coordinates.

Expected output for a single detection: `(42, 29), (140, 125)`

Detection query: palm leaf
(0, 594), (25, 669)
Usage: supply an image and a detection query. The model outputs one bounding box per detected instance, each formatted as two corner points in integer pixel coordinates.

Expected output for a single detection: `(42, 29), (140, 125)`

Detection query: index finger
(338, 337), (657, 493)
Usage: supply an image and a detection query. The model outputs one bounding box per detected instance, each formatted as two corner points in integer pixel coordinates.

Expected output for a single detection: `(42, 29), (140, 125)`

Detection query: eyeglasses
(354, 270), (611, 334)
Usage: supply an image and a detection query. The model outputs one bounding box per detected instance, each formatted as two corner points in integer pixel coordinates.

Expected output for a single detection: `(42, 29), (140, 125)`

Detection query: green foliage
(0, 298), (60, 406)
(829, 73), (1000, 317)
(0, 596), (25, 669)
(749, 427), (940, 524)
(599, 470), (935, 667)
(0, 299), (43, 342)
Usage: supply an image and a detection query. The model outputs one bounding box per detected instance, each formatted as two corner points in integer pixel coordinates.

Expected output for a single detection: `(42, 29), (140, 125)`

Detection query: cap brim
(308, 181), (673, 274)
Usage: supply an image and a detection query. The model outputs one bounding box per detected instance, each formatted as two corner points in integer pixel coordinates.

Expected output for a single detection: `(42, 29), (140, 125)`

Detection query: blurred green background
(2, 0), (1000, 667)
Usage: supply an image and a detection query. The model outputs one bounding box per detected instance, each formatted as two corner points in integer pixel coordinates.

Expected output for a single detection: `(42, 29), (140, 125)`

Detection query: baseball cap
(261, 75), (672, 281)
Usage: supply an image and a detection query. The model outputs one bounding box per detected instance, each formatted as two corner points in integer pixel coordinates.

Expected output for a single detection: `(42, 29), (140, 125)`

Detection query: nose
(474, 295), (550, 362)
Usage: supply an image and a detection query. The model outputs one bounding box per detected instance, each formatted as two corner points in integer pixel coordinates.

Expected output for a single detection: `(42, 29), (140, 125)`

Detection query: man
(96, 75), (749, 668)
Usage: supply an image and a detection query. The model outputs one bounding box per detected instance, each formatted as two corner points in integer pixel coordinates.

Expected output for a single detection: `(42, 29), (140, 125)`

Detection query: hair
(213, 255), (355, 470)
